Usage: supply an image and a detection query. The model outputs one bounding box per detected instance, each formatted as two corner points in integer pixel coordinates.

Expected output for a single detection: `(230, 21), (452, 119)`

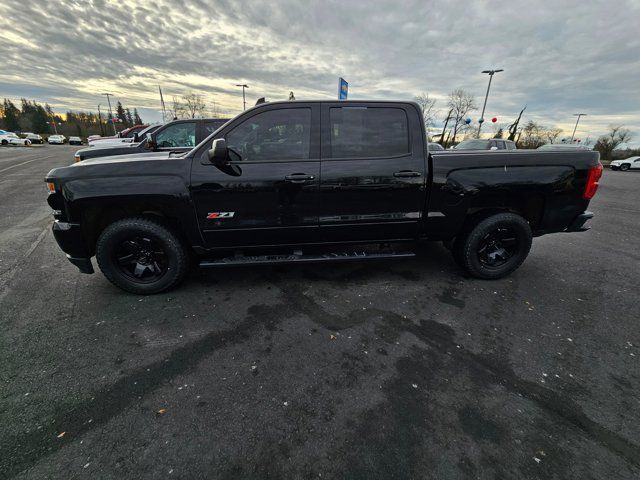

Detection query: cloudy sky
(1, 0), (638, 145)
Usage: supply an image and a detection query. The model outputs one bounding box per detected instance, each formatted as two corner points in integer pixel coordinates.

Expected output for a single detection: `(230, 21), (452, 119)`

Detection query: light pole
(101, 92), (116, 134)
(478, 69), (503, 136)
(235, 84), (249, 110)
(571, 113), (586, 142)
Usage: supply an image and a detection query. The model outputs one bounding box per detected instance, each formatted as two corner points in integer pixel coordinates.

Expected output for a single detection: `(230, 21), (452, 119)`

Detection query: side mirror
(208, 138), (230, 165)
(490, 146), (498, 151)
(145, 132), (156, 150)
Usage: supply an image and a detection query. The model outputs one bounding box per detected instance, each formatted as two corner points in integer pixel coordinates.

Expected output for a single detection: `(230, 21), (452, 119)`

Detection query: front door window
(155, 122), (196, 148)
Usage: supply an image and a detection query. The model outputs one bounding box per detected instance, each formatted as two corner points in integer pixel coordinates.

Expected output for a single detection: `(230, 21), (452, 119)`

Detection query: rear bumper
(565, 211), (594, 232)
(52, 221), (94, 274)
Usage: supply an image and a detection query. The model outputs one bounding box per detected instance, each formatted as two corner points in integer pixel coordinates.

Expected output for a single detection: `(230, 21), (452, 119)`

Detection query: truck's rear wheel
(453, 213), (532, 279)
(96, 217), (189, 294)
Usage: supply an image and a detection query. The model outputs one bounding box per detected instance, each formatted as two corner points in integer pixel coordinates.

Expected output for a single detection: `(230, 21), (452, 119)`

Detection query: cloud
(0, 0), (638, 144)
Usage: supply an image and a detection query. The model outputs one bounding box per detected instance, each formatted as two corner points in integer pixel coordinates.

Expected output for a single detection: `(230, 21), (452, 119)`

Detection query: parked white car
(48, 134), (66, 144)
(69, 136), (83, 145)
(0, 132), (31, 146)
(610, 156), (640, 171)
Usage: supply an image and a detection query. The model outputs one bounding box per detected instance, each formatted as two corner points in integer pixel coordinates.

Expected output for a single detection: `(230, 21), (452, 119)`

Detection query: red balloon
(491, 117), (497, 123)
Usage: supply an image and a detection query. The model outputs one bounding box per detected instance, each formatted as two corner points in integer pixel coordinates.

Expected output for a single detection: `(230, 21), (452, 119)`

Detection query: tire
(620, 163), (630, 171)
(1, 140), (7, 145)
(453, 213), (532, 280)
(96, 217), (189, 294)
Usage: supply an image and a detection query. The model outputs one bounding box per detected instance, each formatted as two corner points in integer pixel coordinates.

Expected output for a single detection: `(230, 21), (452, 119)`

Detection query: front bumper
(52, 221), (94, 274)
(565, 211), (594, 233)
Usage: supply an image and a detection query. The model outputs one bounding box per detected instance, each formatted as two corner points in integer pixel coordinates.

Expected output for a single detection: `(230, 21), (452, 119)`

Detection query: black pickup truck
(46, 101), (602, 294)
(74, 118), (230, 163)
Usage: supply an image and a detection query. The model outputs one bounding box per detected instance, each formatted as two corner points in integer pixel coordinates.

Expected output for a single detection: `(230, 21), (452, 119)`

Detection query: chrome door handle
(285, 174), (315, 183)
(393, 171), (421, 178)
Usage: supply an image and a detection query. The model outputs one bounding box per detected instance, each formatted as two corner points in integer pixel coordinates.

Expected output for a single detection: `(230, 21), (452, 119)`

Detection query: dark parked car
(455, 138), (516, 150)
(74, 118), (229, 162)
(46, 101), (601, 294)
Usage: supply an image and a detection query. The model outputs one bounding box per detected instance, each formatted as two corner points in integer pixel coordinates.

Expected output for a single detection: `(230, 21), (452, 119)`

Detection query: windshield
(136, 124), (162, 138)
(455, 139), (491, 150)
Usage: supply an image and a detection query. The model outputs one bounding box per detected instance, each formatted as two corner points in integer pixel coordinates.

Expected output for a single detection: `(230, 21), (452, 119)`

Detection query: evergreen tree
(116, 101), (127, 125)
(125, 108), (133, 126)
(32, 104), (50, 133)
(133, 108), (142, 125)
(2, 99), (21, 131)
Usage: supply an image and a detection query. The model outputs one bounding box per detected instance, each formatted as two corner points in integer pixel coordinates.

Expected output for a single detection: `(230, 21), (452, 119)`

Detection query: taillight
(583, 163), (603, 199)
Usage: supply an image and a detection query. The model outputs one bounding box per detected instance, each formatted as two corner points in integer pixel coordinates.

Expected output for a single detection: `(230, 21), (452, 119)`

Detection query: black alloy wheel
(96, 217), (189, 294)
(114, 236), (168, 284)
(453, 212), (532, 279)
(477, 227), (518, 269)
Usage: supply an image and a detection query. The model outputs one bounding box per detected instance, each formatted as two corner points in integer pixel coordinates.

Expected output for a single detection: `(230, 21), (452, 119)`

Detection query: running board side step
(199, 251), (415, 268)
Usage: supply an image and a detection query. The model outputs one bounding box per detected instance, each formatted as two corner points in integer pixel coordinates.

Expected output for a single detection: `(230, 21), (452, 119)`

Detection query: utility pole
(235, 84), (249, 110)
(158, 85), (167, 122)
(101, 92), (116, 134)
(97, 104), (104, 136)
(571, 113), (586, 142)
(478, 69), (503, 137)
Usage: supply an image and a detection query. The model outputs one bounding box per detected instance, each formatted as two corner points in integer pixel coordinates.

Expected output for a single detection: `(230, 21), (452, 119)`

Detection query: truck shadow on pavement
(3, 252), (640, 478)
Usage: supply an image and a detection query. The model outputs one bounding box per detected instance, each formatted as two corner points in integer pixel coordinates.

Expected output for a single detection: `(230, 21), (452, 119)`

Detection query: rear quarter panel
(425, 150), (600, 239)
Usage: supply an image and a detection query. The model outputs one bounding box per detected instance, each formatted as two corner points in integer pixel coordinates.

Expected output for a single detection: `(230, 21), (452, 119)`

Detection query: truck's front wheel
(454, 213), (532, 280)
(96, 217), (189, 294)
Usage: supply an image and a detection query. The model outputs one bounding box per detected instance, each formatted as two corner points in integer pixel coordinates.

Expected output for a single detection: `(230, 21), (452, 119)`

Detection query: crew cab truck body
(46, 101), (602, 294)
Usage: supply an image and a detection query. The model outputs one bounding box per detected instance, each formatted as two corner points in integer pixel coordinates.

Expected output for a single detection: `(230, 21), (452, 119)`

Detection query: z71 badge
(206, 212), (235, 219)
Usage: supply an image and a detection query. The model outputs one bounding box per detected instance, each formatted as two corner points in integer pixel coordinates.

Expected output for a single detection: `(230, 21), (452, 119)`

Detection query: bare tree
(209, 101), (223, 119)
(168, 96), (185, 120)
(544, 128), (563, 144)
(518, 120), (547, 149)
(594, 125), (633, 159)
(183, 93), (207, 119)
(447, 89), (477, 145)
(414, 93), (437, 130)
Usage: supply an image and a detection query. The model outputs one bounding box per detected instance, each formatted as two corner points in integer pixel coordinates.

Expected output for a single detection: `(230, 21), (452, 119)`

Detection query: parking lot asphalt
(0, 145), (639, 479)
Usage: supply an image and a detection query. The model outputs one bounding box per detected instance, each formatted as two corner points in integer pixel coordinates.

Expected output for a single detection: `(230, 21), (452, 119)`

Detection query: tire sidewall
(620, 164), (630, 171)
(463, 213), (532, 279)
(96, 219), (186, 294)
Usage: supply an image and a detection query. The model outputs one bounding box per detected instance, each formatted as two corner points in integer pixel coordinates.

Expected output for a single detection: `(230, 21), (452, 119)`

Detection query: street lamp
(101, 93), (117, 134)
(571, 113), (587, 142)
(235, 84), (249, 110)
(478, 69), (504, 136)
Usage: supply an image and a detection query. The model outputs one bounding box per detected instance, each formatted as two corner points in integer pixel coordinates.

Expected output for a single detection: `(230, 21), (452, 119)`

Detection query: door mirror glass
(145, 132), (156, 149)
(208, 138), (230, 165)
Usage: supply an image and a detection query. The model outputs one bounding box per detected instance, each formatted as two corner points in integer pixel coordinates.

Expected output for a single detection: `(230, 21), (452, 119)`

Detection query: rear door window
(329, 107), (409, 159)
